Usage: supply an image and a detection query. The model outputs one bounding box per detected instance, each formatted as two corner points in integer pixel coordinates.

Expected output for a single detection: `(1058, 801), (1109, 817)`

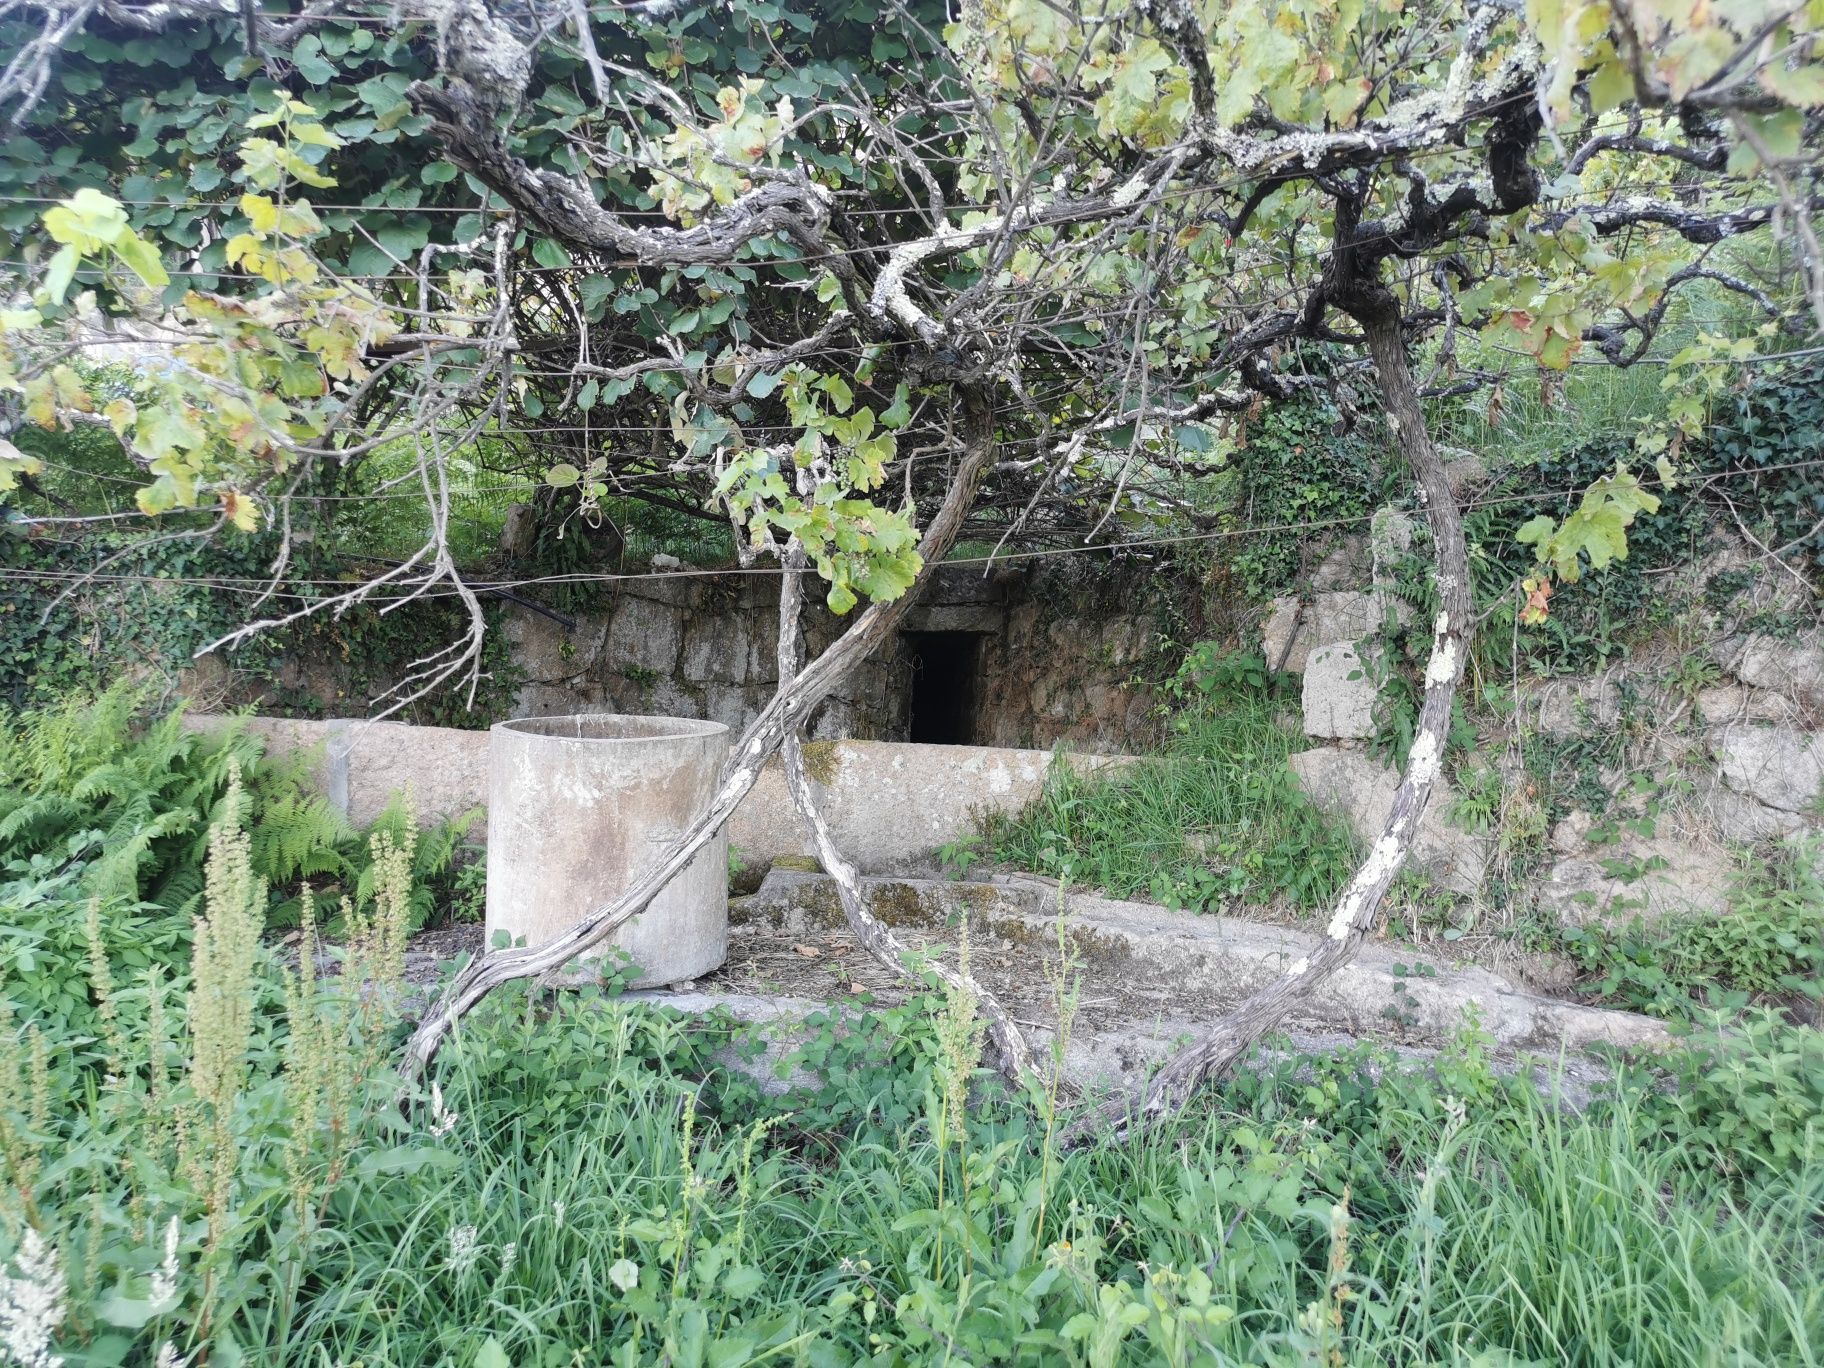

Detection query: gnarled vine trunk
(1067, 304), (1472, 1138)
(773, 548), (1036, 1082)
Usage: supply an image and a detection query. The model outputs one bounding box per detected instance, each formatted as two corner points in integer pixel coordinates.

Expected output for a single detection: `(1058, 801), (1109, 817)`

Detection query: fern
(1, 686), (288, 918)
(249, 790), (356, 887)
(352, 797), (480, 932)
(3, 686), (459, 949)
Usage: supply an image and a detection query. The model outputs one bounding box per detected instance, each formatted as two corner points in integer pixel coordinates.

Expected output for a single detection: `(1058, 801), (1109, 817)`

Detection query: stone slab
(1302, 642), (1378, 739)
(1522, 675), (1625, 737)
(1715, 723), (1824, 813)
(1695, 684), (1797, 726)
(185, 714), (489, 829)
(730, 742), (1135, 872)
(1261, 591), (1389, 674)
(605, 594), (683, 676)
(1287, 747), (1491, 894)
(1716, 632), (1824, 708)
(1709, 786), (1808, 842)
(738, 871), (1669, 1060)
(1538, 831), (1735, 926)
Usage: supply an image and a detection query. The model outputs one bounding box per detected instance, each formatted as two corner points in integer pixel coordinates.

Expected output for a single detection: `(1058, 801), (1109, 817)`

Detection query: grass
(983, 679), (1358, 914)
(268, 993), (1824, 1367)
(9, 698), (1824, 1366)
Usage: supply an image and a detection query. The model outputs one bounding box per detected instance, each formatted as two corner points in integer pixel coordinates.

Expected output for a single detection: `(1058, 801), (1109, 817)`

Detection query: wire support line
(8, 453), (1824, 603)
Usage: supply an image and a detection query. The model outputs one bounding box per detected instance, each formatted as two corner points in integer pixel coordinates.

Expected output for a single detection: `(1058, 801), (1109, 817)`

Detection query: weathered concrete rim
(494, 712), (732, 745)
(735, 869), (1673, 1060)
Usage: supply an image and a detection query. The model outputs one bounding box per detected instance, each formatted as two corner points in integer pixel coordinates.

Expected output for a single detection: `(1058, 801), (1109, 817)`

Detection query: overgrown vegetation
(1, 519), (525, 724)
(6, 736), (1823, 1364)
(1559, 839), (1824, 1018)
(1207, 376), (1392, 602)
(0, 682), (1816, 1366)
(0, 1), (1821, 1358)
(0, 687), (474, 1041)
(985, 646), (1358, 915)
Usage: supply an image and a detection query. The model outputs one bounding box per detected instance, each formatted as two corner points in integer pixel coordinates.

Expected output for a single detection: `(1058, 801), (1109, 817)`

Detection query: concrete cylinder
(486, 714), (730, 988)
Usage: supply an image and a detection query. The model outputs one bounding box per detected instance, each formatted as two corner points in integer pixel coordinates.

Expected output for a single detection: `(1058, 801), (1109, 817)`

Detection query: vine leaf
(1515, 463), (1662, 585)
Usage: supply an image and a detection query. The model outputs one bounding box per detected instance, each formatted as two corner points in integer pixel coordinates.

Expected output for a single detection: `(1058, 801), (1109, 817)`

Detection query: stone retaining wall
(496, 561), (1161, 753)
(1265, 505), (1823, 925)
(184, 714), (1134, 872)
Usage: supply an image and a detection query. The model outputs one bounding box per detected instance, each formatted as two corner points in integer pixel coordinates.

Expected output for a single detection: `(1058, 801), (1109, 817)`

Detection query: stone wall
(183, 714), (1134, 872)
(498, 560), (1160, 753)
(1265, 500), (1823, 926)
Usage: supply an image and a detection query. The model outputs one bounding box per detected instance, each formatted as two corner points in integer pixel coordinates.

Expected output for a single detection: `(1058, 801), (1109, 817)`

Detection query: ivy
(0, 525), (520, 726)
(1698, 352), (1824, 571)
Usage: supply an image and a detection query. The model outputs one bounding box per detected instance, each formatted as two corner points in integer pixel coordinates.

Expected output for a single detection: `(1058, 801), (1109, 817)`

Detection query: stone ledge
(736, 871), (1668, 1061)
(181, 714), (1137, 871)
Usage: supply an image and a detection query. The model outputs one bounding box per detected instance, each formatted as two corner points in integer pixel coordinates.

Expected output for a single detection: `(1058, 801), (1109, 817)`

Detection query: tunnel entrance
(902, 631), (982, 745)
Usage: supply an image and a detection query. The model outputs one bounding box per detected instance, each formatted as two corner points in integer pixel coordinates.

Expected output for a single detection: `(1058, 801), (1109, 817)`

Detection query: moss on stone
(770, 854), (825, 874)
(799, 739), (843, 785)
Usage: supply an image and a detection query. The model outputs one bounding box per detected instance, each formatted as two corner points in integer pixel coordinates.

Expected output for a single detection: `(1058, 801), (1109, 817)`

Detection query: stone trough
(397, 868), (1670, 1101)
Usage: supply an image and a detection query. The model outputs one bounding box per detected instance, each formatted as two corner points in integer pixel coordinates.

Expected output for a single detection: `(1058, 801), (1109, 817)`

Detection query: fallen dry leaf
(793, 944), (821, 958)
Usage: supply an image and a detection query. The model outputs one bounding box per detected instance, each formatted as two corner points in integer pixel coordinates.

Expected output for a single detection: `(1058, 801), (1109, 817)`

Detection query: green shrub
(0, 689), (472, 1045)
(1560, 839), (1824, 1017)
(1699, 352), (1824, 572)
(1633, 1009), (1824, 1183)
(0, 770), (421, 1366)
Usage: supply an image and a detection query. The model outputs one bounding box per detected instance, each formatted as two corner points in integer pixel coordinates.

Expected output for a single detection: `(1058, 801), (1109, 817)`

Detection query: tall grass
(985, 685), (1358, 913)
(268, 992), (1824, 1367)
(9, 699), (1822, 1367)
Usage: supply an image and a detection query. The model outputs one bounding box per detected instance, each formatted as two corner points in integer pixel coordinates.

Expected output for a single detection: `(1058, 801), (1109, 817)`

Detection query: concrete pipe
(486, 714), (730, 987)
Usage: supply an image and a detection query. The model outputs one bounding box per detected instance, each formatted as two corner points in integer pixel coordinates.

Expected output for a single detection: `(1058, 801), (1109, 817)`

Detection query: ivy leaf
(293, 50), (337, 85)
(879, 383), (911, 429)
(530, 237), (572, 269)
(376, 221), (429, 262)
(545, 462), (581, 488)
(577, 275), (614, 318)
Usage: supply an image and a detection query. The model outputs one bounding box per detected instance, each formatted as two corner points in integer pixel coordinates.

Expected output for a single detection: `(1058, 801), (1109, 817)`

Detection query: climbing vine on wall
(1218, 381), (1391, 601)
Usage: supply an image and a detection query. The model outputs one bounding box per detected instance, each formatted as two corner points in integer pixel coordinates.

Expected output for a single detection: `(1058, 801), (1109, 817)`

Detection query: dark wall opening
(902, 631), (982, 745)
